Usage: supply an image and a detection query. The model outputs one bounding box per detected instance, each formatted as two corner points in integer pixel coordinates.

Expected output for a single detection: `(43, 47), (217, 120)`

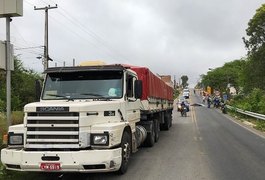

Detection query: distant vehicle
(183, 88), (190, 99)
(177, 96), (185, 111)
(183, 88), (189, 93)
(183, 91), (189, 99)
(179, 101), (189, 117)
(180, 105), (187, 117)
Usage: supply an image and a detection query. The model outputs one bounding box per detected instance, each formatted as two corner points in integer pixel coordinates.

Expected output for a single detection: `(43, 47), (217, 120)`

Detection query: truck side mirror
(135, 80), (142, 99)
(35, 79), (42, 101)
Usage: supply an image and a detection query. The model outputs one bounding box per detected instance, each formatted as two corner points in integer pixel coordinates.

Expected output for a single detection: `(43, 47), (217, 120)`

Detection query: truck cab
(1, 65), (144, 174)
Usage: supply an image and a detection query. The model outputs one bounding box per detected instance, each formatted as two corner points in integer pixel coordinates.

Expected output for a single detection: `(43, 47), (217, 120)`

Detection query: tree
(242, 4), (265, 92)
(242, 52), (265, 92)
(181, 75), (189, 88)
(243, 4), (265, 54)
(0, 57), (42, 111)
(200, 60), (245, 94)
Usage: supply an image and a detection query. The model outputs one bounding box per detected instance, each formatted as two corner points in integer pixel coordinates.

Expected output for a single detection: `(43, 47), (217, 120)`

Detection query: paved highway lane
(53, 104), (214, 180)
(2, 93), (265, 180)
(52, 105), (214, 180)
(61, 94), (265, 180)
(192, 94), (265, 180)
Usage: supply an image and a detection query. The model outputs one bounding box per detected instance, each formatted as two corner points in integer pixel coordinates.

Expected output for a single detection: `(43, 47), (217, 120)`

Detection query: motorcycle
(220, 102), (227, 114)
(180, 105), (187, 117)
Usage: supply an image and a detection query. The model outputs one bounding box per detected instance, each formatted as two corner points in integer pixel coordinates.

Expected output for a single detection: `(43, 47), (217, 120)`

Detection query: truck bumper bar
(1, 148), (122, 173)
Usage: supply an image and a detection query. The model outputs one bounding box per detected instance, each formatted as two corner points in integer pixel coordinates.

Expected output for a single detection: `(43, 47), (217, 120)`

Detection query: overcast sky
(0, 0), (264, 86)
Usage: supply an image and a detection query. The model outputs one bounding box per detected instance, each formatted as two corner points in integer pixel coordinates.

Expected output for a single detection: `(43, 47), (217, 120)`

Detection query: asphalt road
(2, 93), (265, 180)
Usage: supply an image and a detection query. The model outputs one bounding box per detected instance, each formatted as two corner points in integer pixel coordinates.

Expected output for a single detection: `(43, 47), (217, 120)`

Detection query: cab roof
(44, 64), (126, 73)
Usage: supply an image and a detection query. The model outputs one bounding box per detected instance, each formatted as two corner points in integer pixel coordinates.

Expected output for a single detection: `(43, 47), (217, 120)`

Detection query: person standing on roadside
(207, 95), (211, 108)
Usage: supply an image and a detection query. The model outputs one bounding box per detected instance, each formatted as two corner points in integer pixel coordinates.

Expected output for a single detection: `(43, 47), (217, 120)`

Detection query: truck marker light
(3, 134), (8, 145)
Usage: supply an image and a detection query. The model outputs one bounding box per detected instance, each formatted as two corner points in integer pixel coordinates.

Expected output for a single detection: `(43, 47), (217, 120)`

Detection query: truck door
(125, 73), (140, 125)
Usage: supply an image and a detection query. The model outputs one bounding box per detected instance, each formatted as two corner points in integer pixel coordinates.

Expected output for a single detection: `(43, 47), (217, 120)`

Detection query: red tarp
(124, 65), (173, 101)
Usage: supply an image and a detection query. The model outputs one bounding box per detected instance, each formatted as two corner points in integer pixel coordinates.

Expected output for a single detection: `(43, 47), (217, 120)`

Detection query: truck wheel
(161, 118), (170, 131)
(117, 131), (131, 174)
(154, 119), (160, 142)
(169, 114), (172, 127)
(143, 122), (155, 147)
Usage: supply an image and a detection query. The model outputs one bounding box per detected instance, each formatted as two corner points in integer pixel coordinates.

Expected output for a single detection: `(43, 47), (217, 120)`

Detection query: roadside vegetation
(0, 58), (41, 179)
(198, 4), (265, 131)
(0, 58), (41, 147)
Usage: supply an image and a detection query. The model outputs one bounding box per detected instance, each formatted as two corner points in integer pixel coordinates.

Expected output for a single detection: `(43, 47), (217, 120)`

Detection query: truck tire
(154, 119), (160, 142)
(160, 118), (170, 131)
(169, 113), (172, 127)
(143, 122), (155, 147)
(117, 131), (131, 174)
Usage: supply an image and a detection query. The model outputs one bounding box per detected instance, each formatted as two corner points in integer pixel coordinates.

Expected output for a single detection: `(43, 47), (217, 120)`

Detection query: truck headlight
(91, 133), (109, 146)
(8, 133), (24, 145)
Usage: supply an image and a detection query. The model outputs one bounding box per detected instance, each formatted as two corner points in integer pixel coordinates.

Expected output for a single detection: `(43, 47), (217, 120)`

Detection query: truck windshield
(42, 70), (123, 100)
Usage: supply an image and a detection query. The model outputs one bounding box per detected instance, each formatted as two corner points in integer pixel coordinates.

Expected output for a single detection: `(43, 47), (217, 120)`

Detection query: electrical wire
(41, 0), (130, 62)
(18, 0), (133, 70)
(56, 7), (130, 61)
(24, 0), (34, 6)
(48, 15), (119, 61)
(14, 46), (44, 50)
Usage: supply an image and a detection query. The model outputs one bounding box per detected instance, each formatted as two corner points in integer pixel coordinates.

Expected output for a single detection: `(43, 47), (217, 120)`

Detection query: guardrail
(226, 105), (265, 121)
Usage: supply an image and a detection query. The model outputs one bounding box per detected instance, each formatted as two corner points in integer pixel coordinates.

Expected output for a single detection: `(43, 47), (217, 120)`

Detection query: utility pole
(34, 4), (57, 71)
(6, 17), (11, 127)
(73, 58), (75, 66)
(173, 75), (176, 89)
(0, 0), (23, 128)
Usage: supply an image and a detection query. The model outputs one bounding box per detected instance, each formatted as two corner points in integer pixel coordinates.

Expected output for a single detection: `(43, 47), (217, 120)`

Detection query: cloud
(0, 0), (264, 85)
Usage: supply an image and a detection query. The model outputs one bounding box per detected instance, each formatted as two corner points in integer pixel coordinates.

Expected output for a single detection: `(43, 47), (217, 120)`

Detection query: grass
(0, 112), (59, 180)
(0, 167), (46, 180)
(0, 111), (24, 148)
(228, 110), (265, 132)
(0, 113), (7, 148)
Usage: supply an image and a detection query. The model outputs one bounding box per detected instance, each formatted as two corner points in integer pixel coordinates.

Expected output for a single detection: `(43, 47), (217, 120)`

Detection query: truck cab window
(126, 74), (135, 98)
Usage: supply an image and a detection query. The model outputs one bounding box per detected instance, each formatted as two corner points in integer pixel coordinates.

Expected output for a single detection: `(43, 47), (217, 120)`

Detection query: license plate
(40, 163), (61, 171)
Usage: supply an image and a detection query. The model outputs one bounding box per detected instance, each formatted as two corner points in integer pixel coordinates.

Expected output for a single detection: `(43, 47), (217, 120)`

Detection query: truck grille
(26, 112), (80, 149)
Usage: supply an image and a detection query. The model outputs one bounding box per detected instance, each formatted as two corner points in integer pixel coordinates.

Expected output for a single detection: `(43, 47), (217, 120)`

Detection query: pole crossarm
(34, 5), (58, 11)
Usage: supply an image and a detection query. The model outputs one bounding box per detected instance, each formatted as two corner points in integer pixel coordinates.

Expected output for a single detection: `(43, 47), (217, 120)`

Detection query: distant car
(183, 88), (189, 93)
(183, 91), (189, 99)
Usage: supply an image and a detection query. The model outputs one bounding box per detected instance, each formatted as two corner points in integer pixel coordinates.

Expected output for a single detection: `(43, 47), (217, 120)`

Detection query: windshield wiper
(46, 94), (74, 101)
(80, 93), (112, 101)
(80, 93), (106, 98)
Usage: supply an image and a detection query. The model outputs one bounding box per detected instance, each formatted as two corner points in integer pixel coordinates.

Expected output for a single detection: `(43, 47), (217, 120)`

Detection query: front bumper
(1, 147), (122, 173)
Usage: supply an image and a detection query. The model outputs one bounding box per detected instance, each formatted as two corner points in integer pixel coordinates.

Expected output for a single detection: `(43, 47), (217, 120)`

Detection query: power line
(14, 45), (44, 50)
(41, 0), (130, 62)
(14, 44), (43, 55)
(57, 7), (130, 61)
(26, 1), (131, 66)
(47, 14), (119, 61)
(24, 0), (34, 6)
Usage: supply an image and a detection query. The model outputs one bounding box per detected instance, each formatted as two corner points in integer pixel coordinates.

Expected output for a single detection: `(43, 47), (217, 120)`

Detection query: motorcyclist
(207, 95), (211, 108)
(220, 99), (227, 114)
(180, 100), (189, 115)
(213, 96), (220, 108)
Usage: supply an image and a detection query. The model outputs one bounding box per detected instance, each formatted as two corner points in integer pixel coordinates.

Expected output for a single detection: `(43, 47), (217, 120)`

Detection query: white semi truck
(1, 64), (173, 174)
